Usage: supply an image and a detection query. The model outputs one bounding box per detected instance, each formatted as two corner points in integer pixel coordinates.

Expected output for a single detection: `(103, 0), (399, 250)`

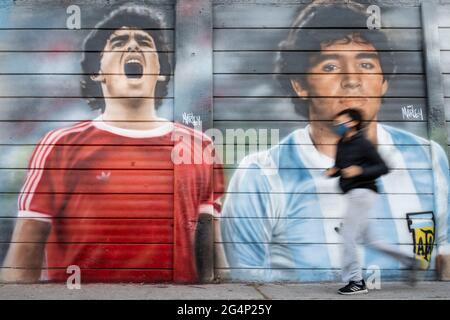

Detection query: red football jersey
(17, 119), (224, 283)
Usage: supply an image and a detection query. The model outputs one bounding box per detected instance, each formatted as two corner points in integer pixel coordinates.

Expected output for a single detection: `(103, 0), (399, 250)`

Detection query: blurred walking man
(326, 109), (422, 295)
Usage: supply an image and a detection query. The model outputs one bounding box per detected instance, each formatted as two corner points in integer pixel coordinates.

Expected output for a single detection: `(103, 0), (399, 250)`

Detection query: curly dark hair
(274, 0), (396, 119)
(80, 4), (172, 111)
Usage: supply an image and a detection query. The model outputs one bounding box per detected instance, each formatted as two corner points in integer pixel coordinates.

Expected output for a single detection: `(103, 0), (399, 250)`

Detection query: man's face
(291, 34), (388, 122)
(94, 27), (161, 100)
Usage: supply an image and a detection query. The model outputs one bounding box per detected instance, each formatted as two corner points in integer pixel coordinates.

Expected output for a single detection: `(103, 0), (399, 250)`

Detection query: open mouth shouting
(124, 55), (144, 79)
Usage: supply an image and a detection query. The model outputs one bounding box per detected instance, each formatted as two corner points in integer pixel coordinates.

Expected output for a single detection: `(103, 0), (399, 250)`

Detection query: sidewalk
(0, 282), (449, 300)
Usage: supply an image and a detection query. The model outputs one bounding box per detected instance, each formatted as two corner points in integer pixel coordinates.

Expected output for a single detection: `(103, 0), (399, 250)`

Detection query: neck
(343, 128), (358, 140)
(309, 120), (378, 158)
(102, 98), (165, 130)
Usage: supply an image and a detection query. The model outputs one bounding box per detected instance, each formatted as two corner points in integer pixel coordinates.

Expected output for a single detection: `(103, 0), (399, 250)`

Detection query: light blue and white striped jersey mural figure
(219, 0), (450, 283)
(220, 124), (449, 282)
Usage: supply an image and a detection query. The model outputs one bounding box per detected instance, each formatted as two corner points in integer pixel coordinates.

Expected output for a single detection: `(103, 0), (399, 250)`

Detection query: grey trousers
(341, 188), (415, 282)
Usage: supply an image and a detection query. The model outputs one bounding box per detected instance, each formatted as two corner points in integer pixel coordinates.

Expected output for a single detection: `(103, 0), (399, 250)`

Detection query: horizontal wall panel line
(214, 242), (434, 245)
(217, 166), (430, 170)
(1, 242), (174, 245)
(213, 73), (425, 75)
(0, 267), (173, 270)
(213, 119), (427, 123)
(213, 121), (427, 136)
(213, 144), (431, 146)
(222, 168), (432, 173)
(0, 168), (175, 171)
(214, 96), (428, 99)
(0, 241), (425, 245)
(0, 73), (173, 76)
(212, 0), (419, 4)
(0, 166), (430, 171)
(0, 28), (174, 31)
(0, 96), (174, 98)
(0, 144), (177, 147)
(0, 192), (433, 196)
(1, 192), (175, 195)
(214, 267), (433, 271)
(0, 168), (432, 171)
(0, 97), (173, 99)
(213, 95), (427, 98)
(219, 192), (433, 195)
(0, 119), (426, 123)
(0, 119), (426, 122)
(0, 120), (175, 123)
(214, 29), (422, 50)
(0, 50), (175, 53)
(0, 217), (425, 221)
(0, 143), (430, 147)
(214, 50), (424, 53)
(213, 27), (423, 30)
(214, 119), (426, 122)
(0, 217), (175, 220)
(214, 49), (425, 53)
(216, 217), (430, 221)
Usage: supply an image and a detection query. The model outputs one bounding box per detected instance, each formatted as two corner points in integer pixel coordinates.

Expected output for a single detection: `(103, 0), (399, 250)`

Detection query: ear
(290, 79), (309, 100)
(381, 78), (389, 96)
(90, 74), (105, 83)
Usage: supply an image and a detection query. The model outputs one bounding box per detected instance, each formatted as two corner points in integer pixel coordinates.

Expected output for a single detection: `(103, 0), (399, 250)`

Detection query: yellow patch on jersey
(407, 212), (435, 269)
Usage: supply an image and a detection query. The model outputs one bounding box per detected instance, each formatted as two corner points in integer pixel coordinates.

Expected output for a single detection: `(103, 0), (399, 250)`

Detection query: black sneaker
(338, 280), (368, 295)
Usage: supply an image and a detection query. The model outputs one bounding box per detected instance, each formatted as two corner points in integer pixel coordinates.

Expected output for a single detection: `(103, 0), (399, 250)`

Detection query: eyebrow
(109, 34), (129, 43)
(355, 52), (380, 60)
(135, 34), (153, 43)
(108, 33), (153, 44)
(312, 53), (340, 64)
(311, 52), (380, 65)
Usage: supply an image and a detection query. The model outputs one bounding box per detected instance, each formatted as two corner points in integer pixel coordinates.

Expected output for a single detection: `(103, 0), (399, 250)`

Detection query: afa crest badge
(407, 212), (435, 268)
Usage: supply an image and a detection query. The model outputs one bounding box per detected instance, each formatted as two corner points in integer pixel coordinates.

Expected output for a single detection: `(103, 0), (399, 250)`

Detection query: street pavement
(0, 281), (449, 300)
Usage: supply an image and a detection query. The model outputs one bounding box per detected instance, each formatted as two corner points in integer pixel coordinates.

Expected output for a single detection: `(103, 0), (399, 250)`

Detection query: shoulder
(380, 124), (429, 145)
(380, 123), (445, 160)
(28, 121), (94, 167)
(38, 121), (94, 146)
(236, 128), (306, 171)
(173, 123), (213, 144)
(357, 133), (375, 149)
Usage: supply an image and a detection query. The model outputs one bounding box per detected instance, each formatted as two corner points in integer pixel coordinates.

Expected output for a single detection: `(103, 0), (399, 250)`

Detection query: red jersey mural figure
(1, 5), (224, 283)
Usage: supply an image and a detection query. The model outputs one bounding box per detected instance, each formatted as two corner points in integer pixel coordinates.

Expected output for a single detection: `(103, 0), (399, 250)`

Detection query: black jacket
(331, 130), (389, 193)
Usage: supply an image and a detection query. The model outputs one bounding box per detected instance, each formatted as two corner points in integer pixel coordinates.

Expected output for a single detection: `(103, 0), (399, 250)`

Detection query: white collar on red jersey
(93, 115), (174, 138)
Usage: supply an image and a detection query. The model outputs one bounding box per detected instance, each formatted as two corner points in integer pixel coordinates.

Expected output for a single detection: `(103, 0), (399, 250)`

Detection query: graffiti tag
(182, 112), (202, 127)
(402, 105), (424, 121)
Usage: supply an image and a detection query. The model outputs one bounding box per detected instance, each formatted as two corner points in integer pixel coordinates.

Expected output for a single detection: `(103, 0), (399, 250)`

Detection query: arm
(220, 162), (275, 281)
(195, 211), (214, 283)
(1, 219), (51, 283)
(195, 142), (224, 283)
(2, 132), (62, 283)
(359, 140), (389, 180)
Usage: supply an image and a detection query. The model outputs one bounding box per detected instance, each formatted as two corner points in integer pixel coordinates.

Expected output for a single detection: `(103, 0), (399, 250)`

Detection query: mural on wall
(219, 0), (450, 282)
(0, 2), (224, 283)
(0, 0), (449, 285)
